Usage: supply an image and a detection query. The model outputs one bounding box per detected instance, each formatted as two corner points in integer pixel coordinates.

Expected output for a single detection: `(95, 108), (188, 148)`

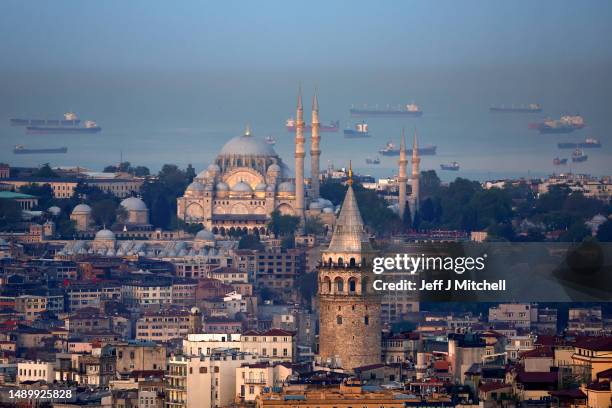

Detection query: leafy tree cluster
(103, 161), (150, 177)
(32, 163), (59, 179)
(0, 199), (22, 231)
(142, 164), (192, 230)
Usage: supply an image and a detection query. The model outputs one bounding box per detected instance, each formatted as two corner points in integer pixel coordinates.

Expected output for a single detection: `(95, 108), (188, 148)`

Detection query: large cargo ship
(529, 115), (585, 134)
(13, 145), (67, 154)
(286, 118), (339, 132)
(365, 156), (380, 165)
(490, 103), (542, 113)
(558, 137), (602, 149)
(553, 157), (568, 166)
(27, 120), (101, 134)
(378, 141), (437, 156)
(350, 103), (423, 117)
(571, 149), (588, 162)
(344, 122), (370, 138)
(10, 112), (80, 127)
(440, 162), (460, 171)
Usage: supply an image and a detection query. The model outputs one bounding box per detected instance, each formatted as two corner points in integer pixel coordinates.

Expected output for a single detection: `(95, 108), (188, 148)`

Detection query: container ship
(489, 103), (542, 113)
(558, 138), (601, 149)
(529, 115), (585, 134)
(553, 157), (568, 166)
(350, 103), (423, 117)
(286, 118), (339, 132)
(365, 156), (380, 165)
(344, 122), (370, 138)
(571, 149), (588, 163)
(13, 145), (67, 154)
(440, 162), (460, 171)
(10, 112), (80, 127)
(378, 141), (437, 156)
(27, 120), (101, 134)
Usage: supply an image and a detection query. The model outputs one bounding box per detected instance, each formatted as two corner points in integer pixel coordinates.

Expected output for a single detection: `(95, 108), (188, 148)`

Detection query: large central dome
(219, 132), (277, 157)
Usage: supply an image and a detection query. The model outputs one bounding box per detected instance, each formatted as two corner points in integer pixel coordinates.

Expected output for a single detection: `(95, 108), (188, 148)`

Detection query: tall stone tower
(410, 129), (421, 220)
(310, 92), (321, 201)
(398, 128), (408, 221)
(295, 88), (305, 221)
(318, 167), (382, 371)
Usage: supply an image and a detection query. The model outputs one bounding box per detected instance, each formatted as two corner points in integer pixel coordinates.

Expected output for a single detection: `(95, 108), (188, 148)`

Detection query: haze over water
(1, 0), (611, 181)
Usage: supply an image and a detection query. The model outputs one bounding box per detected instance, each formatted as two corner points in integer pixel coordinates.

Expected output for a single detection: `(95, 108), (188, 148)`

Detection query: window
(337, 315), (343, 325)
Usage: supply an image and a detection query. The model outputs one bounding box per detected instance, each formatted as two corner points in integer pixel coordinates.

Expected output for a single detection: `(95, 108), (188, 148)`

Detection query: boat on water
(286, 118), (339, 132)
(344, 122), (370, 138)
(378, 141), (437, 156)
(265, 135), (276, 145)
(365, 156), (380, 165)
(558, 137), (602, 149)
(490, 103), (542, 113)
(27, 120), (101, 134)
(529, 114), (585, 134)
(10, 111), (80, 127)
(13, 144), (67, 154)
(440, 162), (460, 171)
(350, 103), (423, 117)
(553, 157), (568, 165)
(571, 149), (588, 162)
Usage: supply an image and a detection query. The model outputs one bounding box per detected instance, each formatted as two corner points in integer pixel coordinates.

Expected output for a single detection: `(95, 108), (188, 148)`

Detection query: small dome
(309, 201), (323, 210)
(322, 207), (334, 214)
(120, 197), (147, 211)
(591, 214), (607, 223)
(267, 164), (281, 174)
(186, 181), (205, 192)
(195, 229), (215, 241)
(204, 184), (214, 191)
(48, 206), (61, 216)
(277, 181), (295, 193)
(255, 183), (267, 192)
(266, 184), (276, 192)
(232, 181), (252, 193)
(72, 204), (92, 214)
(216, 182), (229, 191)
(207, 164), (221, 173)
(95, 229), (115, 240)
(190, 306), (201, 315)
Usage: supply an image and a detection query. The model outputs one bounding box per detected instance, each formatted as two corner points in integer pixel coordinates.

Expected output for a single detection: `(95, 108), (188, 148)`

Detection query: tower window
(364, 316), (369, 325)
(336, 316), (342, 325)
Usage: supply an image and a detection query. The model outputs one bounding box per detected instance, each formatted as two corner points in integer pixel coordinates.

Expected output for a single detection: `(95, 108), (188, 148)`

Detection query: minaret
(410, 128), (421, 220)
(294, 87), (306, 222)
(310, 91), (321, 201)
(398, 128), (408, 221)
(318, 162), (381, 371)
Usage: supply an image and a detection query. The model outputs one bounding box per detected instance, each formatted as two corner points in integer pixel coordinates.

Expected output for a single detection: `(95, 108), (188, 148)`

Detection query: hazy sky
(2, 0), (611, 74)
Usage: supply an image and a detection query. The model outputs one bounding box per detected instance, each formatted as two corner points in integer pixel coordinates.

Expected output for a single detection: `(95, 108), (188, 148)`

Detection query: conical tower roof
(325, 185), (371, 257)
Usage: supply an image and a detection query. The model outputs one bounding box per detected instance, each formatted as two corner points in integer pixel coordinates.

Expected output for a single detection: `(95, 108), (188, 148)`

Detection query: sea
(1, 63), (611, 183)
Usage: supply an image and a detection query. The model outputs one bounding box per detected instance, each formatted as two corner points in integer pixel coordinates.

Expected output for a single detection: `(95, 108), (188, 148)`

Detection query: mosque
(176, 90), (336, 235)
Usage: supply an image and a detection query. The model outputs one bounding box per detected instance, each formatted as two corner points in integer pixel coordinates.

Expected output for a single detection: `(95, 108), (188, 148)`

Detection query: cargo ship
(571, 149), (588, 163)
(489, 103), (542, 113)
(365, 156), (380, 165)
(558, 137), (602, 149)
(13, 145), (67, 154)
(378, 141), (437, 156)
(350, 103), (423, 117)
(26, 120), (101, 134)
(529, 114), (585, 134)
(553, 157), (568, 165)
(286, 118), (340, 132)
(10, 112), (80, 127)
(344, 122), (370, 138)
(440, 162), (460, 171)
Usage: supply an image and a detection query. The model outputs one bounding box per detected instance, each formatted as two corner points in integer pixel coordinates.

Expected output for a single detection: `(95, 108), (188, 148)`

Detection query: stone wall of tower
(318, 266), (382, 371)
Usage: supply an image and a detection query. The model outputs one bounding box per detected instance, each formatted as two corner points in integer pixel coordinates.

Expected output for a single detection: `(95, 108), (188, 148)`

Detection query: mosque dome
(266, 184), (276, 192)
(216, 182), (230, 191)
(255, 183), (267, 192)
(48, 206), (61, 216)
(196, 169), (209, 180)
(195, 229), (215, 241)
(322, 207), (334, 214)
(309, 201), (323, 210)
(95, 229), (116, 240)
(232, 181), (253, 193)
(267, 163), (281, 174)
(207, 164), (221, 173)
(72, 204), (92, 214)
(220, 131), (277, 157)
(120, 197), (147, 211)
(278, 181), (295, 193)
(186, 181), (205, 192)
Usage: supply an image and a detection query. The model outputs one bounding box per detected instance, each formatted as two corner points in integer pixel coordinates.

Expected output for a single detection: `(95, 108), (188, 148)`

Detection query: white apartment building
(17, 360), (55, 384)
(236, 362), (293, 402)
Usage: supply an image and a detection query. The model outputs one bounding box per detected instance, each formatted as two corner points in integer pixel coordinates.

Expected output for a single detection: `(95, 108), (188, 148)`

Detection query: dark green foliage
(104, 161), (150, 177)
(91, 199), (119, 227)
(18, 183), (54, 209)
(268, 210), (300, 237)
(304, 216), (325, 236)
(0, 199), (22, 230)
(239, 234), (264, 250)
(142, 164), (191, 229)
(596, 219), (612, 242)
(33, 163), (59, 178)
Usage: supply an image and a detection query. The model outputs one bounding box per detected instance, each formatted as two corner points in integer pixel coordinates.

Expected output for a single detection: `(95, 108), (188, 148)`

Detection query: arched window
(349, 258), (356, 267)
(322, 276), (332, 294)
(364, 316), (370, 326)
(336, 315), (342, 325)
(334, 277), (344, 293)
(338, 257), (344, 266)
(348, 278), (357, 293)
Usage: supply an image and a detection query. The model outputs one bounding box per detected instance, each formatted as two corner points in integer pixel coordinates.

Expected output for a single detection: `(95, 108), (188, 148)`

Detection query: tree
(56, 218), (76, 239)
(91, 199), (119, 227)
(151, 196), (172, 229)
(401, 205), (412, 232)
(0, 199), (22, 230)
(304, 216), (325, 236)
(239, 234), (264, 250)
(185, 164), (196, 183)
(320, 180), (348, 206)
(18, 183), (54, 209)
(33, 163), (59, 178)
(559, 221), (591, 243)
(268, 210), (300, 237)
(420, 170), (441, 198)
(596, 219), (612, 242)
